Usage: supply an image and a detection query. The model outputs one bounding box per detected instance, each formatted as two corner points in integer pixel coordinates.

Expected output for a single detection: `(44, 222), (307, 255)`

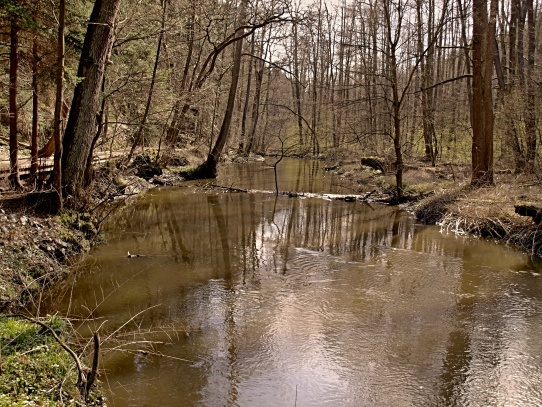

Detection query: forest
(2, 0), (542, 404)
(1, 0), (538, 207)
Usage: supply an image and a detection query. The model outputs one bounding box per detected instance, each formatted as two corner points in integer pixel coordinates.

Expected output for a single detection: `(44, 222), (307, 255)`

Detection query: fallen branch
(209, 183), (249, 193)
(203, 183), (383, 203)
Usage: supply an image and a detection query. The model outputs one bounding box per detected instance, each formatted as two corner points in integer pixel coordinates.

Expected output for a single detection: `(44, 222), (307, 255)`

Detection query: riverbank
(332, 158), (542, 257)
(0, 154), (176, 405)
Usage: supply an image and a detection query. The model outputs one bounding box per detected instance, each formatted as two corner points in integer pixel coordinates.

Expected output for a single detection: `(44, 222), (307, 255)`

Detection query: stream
(44, 158), (542, 406)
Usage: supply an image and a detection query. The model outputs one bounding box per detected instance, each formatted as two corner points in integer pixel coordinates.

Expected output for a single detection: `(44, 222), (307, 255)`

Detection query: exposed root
(438, 212), (542, 257)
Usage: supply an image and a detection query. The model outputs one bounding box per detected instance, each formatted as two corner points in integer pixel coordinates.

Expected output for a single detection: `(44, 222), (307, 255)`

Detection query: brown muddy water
(45, 159), (542, 406)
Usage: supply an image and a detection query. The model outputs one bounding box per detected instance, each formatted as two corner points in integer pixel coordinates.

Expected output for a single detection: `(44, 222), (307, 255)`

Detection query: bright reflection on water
(45, 159), (542, 406)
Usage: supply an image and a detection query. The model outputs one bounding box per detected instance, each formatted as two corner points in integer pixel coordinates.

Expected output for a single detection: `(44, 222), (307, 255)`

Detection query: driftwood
(206, 183), (431, 206)
(207, 183), (380, 202)
(515, 204), (542, 224)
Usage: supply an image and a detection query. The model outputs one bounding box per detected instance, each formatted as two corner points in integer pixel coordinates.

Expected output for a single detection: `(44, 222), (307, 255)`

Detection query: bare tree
(196, 0), (249, 178)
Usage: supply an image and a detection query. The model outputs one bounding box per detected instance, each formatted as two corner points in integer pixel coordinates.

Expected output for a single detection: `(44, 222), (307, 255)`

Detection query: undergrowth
(0, 315), (103, 406)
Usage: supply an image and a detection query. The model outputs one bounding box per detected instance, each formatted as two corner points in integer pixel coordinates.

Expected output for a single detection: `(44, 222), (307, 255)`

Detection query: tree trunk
(384, 0), (404, 198)
(127, 0), (167, 163)
(51, 0), (65, 212)
(509, 0), (520, 81)
(62, 0), (121, 200)
(471, 0), (495, 185)
(31, 2), (40, 183)
(165, 3), (196, 145)
(292, 20), (304, 147)
(240, 32), (255, 153)
(197, 0), (247, 178)
(9, 15), (22, 190)
(457, 0), (473, 125)
(246, 27), (269, 153)
(524, 0), (536, 168)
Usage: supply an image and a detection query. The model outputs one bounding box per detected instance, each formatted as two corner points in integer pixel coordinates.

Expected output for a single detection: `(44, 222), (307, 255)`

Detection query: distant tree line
(0, 0), (540, 206)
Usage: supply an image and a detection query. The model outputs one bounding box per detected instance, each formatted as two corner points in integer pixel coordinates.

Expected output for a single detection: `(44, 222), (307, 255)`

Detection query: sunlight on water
(44, 159), (542, 406)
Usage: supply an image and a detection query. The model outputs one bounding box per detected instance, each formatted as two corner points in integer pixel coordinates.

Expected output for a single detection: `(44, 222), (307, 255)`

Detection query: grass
(0, 315), (102, 406)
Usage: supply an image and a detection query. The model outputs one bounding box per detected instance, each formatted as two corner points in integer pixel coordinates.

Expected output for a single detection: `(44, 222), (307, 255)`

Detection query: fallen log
(204, 183), (381, 202)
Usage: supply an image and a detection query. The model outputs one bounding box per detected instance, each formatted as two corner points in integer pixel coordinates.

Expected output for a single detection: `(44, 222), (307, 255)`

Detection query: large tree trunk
(61, 0), (121, 199)
(9, 15), (22, 190)
(471, 0), (495, 185)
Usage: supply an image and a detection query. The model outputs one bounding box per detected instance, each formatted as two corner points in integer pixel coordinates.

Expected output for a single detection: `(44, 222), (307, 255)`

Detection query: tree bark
(61, 0), (121, 199)
(197, 0), (247, 178)
(471, 0), (495, 185)
(51, 0), (65, 211)
(9, 14), (22, 190)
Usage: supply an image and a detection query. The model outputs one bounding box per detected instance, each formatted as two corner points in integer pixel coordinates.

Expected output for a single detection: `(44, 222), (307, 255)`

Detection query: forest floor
(0, 146), (541, 404)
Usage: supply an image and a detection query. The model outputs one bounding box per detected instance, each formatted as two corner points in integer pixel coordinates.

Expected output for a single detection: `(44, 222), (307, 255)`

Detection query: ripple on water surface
(43, 160), (542, 406)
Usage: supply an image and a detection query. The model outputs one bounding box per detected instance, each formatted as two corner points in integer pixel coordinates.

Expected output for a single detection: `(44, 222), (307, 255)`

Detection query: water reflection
(44, 160), (542, 406)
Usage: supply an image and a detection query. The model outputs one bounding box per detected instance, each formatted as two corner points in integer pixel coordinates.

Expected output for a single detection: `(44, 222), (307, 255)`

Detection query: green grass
(0, 315), (93, 406)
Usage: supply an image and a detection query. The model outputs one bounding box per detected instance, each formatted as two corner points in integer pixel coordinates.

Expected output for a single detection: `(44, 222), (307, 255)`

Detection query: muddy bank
(0, 152), (190, 405)
(0, 157), (188, 312)
(329, 158), (542, 257)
